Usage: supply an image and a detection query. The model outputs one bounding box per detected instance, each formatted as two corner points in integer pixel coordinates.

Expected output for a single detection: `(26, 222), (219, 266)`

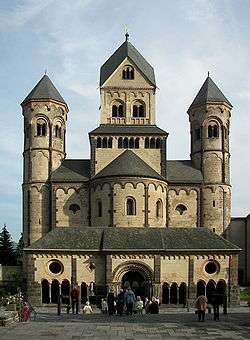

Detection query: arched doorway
(162, 283), (170, 304)
(216, 280), (226, 295)
(41, 279), (50, 303)
(81, 282), (88, 304)
(197, 280), (206, 297)
(179, 282), (187, 305)
(206, 280), (216, 303)
(170, 283), (178, 304)
(122, 271), (147, 299)
(51, 279), (59, 303)
(61, 279), (70, 304)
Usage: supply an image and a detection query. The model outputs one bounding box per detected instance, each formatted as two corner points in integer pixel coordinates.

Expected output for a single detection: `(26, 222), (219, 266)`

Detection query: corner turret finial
(208, 71), (210, 77)
(125, 27), (129, 41)
(44, 68), (47, 75)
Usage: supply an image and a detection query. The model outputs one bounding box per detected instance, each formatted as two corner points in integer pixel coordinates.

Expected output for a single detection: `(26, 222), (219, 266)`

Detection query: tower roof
(93, 150), (164, 180)
(100, 39), (156, 87)
(21, 75), (67, 107)
(189, 76), (232, 109)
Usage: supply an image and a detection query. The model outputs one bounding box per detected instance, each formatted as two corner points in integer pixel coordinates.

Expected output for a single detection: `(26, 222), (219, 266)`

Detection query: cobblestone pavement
(0, 307), (250, 340)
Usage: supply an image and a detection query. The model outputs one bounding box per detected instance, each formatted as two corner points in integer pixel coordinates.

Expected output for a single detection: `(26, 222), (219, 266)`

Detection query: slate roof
(189, 76), (232, 109)
(90, 125), (168, 136)
(166, 160), (203, 183)
(51, 159), (90, 182)
(21, 75), (67, 106)
(26, 227), (240, 252)
(100, 40), (156, 86)
(93, 150), (164, 180)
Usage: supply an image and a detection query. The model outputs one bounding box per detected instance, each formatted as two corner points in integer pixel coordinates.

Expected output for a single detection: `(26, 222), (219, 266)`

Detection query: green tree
(0, 224), (16, 265)
(15, 233), (24, 265)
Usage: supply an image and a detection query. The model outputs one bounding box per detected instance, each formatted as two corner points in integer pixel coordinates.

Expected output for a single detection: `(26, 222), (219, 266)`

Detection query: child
(134, 296), (144, 314)
(101, 298), (108, 314)
(82, 301), (93, 314)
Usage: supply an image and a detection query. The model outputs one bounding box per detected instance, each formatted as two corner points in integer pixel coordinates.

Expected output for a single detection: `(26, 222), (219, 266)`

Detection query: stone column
(106, 255), (113, 289)
(188, 256), (196, 302)
(176, 286), (179, 305)
(228, 254), (240, 306)
(48, 282), (51, 303)
(71, 256), (77, 286)
(144, 185), (149, 227)
(153, 255), (161, 300)
(110, 186), (114, 227)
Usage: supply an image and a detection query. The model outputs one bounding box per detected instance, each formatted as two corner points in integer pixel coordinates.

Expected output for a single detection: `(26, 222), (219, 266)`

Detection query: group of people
(101, 287), (160, 316)
(195, 293), (225, 322)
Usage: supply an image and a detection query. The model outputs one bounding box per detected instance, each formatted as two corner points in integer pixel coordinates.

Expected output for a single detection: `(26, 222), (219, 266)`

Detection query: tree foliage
(0, 224), (17, 265)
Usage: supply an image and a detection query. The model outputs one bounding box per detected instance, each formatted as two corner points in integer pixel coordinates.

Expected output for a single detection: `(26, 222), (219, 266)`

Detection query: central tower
(99, 34), (156, 125)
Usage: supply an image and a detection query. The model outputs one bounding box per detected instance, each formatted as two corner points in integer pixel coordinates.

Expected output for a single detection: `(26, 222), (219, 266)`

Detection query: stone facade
(22, 37), (240, 306)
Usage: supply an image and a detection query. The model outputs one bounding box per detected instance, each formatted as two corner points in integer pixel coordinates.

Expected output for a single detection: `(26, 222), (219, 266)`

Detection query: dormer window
(122, 65), (134, 80)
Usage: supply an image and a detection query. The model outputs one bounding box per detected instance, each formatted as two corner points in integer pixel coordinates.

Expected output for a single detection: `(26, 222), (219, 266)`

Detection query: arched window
(69, 203), (80, 214)
(176, 204), (187, 215)
(112, 105), (118, 117)
(156, 138), (161, 149)
(170, 283), (178, 304)
(118, 137), (123, 149)
(135, 137), (140, 149)
(150, 137), (156, 148)
(126, 197), (136, 215)
(36, 119), (46, 137)
(145, 137), (149, 149)
(108, 137), (113, 148)
(41, 279), (50, 304)
(118, 105), (124, 117)
(81, 282), (88, 304)
(97, 200), (102, 217)
(129, 137), (134, 149)
(122, 65), (134, 80)
(179, 282), (187, 305)
(162, 283), (170, 304)
(61, 279), (70, 304)
(123, 137), (128, 148)
(102, 137), (107, 148)
(197, 280), (206, 297)
(132, 101), (145, 118)
(55, 125), (62, 138)
(51, 279), (60, 303)
(156, 199), (163, 218)
(208, 123), (219, 138)
(97, 137), (102, 148)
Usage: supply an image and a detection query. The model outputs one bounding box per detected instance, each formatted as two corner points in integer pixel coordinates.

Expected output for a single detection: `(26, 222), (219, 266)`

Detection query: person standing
(134, 296), (144, 314)
(148, 297), (159, 314)
(107, 289), (116, 315)
(124, 287), (136, 315)
(71, 285), (80, 315)
(116, 289), (125, 316)
(195, 295), (208, 322)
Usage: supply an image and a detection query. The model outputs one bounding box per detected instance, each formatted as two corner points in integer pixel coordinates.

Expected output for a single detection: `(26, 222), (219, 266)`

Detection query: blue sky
(0, 0), (249, 241)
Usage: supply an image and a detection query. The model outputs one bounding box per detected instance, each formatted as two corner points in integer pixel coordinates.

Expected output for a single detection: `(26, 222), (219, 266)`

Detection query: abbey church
(22, 36), (240, 306)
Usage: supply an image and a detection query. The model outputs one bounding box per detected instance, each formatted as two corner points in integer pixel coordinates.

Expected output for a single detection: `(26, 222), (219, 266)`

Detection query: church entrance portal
(121, 270), (150, 299)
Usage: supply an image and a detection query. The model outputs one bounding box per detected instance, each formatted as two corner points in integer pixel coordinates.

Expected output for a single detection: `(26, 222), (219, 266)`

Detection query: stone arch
(162, 282), (170, 304)
(112, 261), (153, 284)
(197, 280), (206, 297)
(41, 279), (50, 303)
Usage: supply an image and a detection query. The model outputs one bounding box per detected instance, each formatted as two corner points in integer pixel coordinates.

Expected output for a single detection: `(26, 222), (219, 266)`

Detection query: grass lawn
(240, 287), (250, 302)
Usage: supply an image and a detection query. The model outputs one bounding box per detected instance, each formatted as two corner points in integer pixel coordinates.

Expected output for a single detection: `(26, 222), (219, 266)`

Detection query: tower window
(150, 137), (156, 149)
(176, 204), (187, 215)
(102, 137), (107, 148)
(145, 137), (149, 149)
(156, 138), (161, 149)
(129, 137), (134, 149)
(118, 137), (123, 149)
(97, 137), (102, 148)
(69, 204), (80, 214)
(122, 65), (134, 80)
(108, 137), (113, 148)
(123, 137), (128, 148)
(112, 102), (125, 117)
(208, 124), (219, 138)
(36, 119), (47, 137)
(97, 200), (102, 217)
(126, 197), (136, 215)
(195, 128), (201, 140)
(55, 125), (62, 139)
(132, 101), (146, 118)
(135, 137), (140, 149)
(156, 199), (163, 218)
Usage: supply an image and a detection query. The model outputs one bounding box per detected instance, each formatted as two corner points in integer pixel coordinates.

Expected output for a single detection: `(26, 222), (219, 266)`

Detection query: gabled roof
(21, 75), (67, 107)
(189, 76), (232, 109)
(26, 227), (240, 252)
(100, 40), (156, 87)
(166, 160), (203, 183)
(51, 159), (90, 182)
(93, 150), (164, 180)
(89, 124), (167, 136)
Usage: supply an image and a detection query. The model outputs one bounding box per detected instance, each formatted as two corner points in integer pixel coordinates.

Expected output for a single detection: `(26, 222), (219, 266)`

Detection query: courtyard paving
(0, 306), (250, 340)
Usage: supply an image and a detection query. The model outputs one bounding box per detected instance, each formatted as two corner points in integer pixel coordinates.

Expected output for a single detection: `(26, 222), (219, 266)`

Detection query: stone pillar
(144, 185), (149, 227)
(188, 256), (196, 301)
(106, 255), (112, 289)
(153, 255), (161, 300)
(176, 286), (179, 304)
(228, 254), (240, 306)
(71, 256), (77, 286)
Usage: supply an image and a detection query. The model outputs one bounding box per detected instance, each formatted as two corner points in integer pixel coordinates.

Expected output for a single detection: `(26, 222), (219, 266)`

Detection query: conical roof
(93, 150), (164, 180)
(100, 39), (156, 87)
(189, 76), (232, 109)
(21, 75), (67, 106)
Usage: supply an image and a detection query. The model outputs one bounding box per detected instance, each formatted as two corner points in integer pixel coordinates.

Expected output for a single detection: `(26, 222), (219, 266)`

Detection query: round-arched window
(204, 261), (219, 274)
(176, 204), (187, 215)
(49, 260), (63, 274)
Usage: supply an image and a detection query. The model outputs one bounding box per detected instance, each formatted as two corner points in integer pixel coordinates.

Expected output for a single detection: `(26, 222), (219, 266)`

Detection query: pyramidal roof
(21, 75), (67, 106)
(93, 150), (164, 180)
(189, 76), (232, 109)
(100, 39), (156, 87)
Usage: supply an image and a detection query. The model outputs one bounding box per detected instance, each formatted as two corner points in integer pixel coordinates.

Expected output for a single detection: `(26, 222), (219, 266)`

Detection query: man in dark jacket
(116, 289), (125, 316)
